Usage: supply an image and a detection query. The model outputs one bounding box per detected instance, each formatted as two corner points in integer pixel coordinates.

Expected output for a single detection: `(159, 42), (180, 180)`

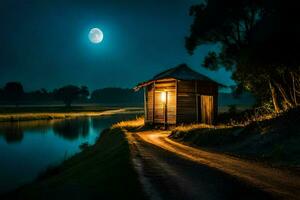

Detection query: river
(0, 113), (140, 194)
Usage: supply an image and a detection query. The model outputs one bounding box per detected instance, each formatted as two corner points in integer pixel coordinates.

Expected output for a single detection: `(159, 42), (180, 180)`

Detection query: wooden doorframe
(199, 95), (214, 124)
(196, 94), (201, 123)
(154, 89), (169, 125)
(144, 87), (147, 123)
(152, 82), (156, 124)
(164, 91), (168, 128)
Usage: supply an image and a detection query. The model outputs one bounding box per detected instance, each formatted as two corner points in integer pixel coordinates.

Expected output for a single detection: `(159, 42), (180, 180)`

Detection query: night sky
(0, 0), (234, 91)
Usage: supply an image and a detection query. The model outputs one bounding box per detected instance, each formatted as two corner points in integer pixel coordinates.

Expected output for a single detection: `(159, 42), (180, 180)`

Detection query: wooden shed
(134, 64), (223, 125)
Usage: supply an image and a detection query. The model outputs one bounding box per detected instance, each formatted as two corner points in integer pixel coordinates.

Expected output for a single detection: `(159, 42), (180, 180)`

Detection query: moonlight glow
(89, 28), (104, 44)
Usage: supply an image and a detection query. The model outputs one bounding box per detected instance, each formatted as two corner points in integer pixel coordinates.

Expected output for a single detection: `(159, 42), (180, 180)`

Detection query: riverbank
(1, 126), (147, 200)
(0, 106), (143, 122)
(169, 108), (300, 168)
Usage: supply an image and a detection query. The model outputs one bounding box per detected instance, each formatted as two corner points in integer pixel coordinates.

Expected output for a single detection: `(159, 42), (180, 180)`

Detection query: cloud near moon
(89, 28), (104, 44)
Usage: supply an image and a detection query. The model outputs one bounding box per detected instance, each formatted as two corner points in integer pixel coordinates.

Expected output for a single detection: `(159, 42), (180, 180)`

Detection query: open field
(0, 104), (119, 114)
(0, 105), (143, 122)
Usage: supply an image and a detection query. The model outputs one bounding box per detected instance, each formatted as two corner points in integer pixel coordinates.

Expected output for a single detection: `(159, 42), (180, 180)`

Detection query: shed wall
(176, 80), (197, 123)
(196, 81), (218, 121)
(145, 84), (154, 123)
(176, 80), (218, 124)
(144, 79), (218, 125)
(154, 80), (176, 124)
(145, 80), (176, 124)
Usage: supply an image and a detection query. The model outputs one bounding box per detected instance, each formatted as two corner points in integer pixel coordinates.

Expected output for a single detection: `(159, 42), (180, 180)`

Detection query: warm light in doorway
(161, 91), (167, 103)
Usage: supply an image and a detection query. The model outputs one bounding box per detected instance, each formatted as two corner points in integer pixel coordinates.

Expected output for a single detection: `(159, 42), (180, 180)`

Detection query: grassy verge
(112, 117), (145, 130)
(0, 106), (143, 122)
(0, 105), (118, 113)
(170, 108), (300, 168)
(1, 127), (147, 200)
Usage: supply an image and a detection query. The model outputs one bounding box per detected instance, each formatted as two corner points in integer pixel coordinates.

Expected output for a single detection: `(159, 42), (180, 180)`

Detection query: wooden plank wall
(197, 81), (218, 123)
(201, 95), (214, 124)
(177, 80), (218, 124)
(177, 80), (197, 123)
(153, 79), (176, 124)
(166, 90), (176, 124)
(145, 84), (154, 123)
(196, 81), (217, 95)
(145, 79), (218, 125)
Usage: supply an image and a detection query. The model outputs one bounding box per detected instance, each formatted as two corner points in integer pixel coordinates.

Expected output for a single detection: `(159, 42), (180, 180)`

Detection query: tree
(53, 118), (89, 140)
(242, 2), (300, 111)
(79, 86), (90, 101)
(186, 0), (300, 112)
(3, 82), (24, 106)
(0, 88), (3, 102)
(54, 85), (89, 107)
(90, 88), (143, 104)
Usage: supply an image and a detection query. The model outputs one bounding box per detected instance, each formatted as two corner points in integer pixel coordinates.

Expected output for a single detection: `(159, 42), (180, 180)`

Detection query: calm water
(0, 113), (140, 193)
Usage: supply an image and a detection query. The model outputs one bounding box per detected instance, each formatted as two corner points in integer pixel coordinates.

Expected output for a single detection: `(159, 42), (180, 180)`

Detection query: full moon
(89, 28), (103, 44)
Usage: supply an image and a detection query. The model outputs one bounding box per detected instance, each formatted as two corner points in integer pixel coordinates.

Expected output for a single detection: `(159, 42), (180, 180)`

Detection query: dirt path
(126, 130), (300, 200)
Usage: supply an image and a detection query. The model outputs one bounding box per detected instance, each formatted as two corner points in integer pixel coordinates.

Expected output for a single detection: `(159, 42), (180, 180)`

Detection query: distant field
(0, 104), (120, 114)
(0, 103), (249, 122)
(0, 104), (143, 122)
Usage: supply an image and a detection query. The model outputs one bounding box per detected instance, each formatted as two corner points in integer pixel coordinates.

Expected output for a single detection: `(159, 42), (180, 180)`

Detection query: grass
(172, 123), (229, 133)
(170, 124), (244, 148)
(1, 127), (147, 200)
(0, 105), (118, 114)
(217, 105), (279, 126)
(108, 108), (300, 168)
(0, 105), (143, 122)
(112, 117), (144, 129)
(169, 107), (300, 167)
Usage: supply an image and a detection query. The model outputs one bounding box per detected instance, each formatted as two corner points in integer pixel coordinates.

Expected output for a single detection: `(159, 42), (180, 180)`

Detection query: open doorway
(197, 95), (214, 124)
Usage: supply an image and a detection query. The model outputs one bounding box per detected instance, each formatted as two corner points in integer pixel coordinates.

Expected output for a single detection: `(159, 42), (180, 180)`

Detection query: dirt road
(126, 130), (300, 200)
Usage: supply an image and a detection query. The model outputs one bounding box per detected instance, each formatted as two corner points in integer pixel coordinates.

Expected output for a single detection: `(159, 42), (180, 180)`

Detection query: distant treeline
(0, 82), (143, 106)
(91, 88), (143, 105)
(0, 82), (253, 107)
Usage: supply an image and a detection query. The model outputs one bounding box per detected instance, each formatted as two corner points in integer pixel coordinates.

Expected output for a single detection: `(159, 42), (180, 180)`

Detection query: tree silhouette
(1, 126), (24, 143)
(186, 0), (300, 112)
(3, 82), (24, 106)
(54, 85), (89, 107)
(53, 118), (89, 140)
(91, 88), (143, 104)
(79, 86), (89, 101)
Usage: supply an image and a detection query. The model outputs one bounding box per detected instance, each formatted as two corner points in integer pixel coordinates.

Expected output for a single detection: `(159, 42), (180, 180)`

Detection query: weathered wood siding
(145, 79), (218, 125)
(176, 80), (197, 123)
(196, 81), (218, 123)
(166, 90), (176, 124)
(145, 84), (154, 123)
(153, 79), (176, 124)
(201, 95), (214, 124)
(176, 80), (218, 124)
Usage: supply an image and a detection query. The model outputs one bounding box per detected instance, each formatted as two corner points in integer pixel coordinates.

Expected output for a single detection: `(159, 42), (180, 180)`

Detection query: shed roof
(135, 64), (225, 90)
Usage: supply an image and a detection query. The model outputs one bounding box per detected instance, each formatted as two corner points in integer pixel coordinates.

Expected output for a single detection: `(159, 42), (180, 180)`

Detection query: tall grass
(112, 117), (144, 129)
(0, 108), (130, 122)
(173, 123), (214, 133)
